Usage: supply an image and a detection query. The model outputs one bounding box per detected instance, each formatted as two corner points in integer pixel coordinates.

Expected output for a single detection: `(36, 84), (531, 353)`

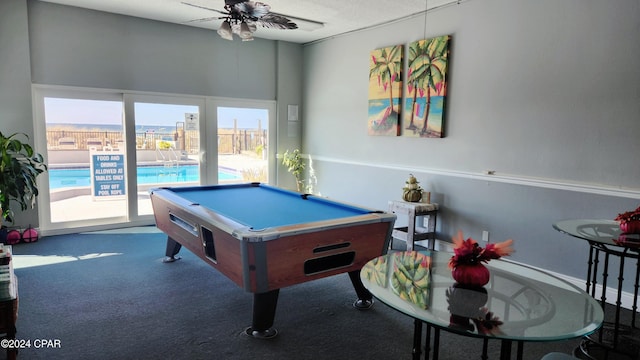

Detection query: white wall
(302, 0), (640, 291)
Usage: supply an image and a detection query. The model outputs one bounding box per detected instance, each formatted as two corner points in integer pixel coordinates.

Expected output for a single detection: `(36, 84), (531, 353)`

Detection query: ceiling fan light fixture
(217, 20), (233, 40)
(184, 1), (302, 42)
(239, 21), (253, 39)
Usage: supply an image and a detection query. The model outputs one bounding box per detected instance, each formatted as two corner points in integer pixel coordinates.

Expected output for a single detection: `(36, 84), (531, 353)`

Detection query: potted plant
(615, 206), (640, 234)
(0, 132), (48, 234)
(281, 149), (305, 192)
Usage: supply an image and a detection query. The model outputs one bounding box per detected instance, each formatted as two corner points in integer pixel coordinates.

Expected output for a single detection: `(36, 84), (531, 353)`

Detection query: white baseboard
(538, 265), (637, 311)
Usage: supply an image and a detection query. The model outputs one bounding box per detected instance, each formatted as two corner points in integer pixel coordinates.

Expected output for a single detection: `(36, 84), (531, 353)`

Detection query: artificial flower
(615, 206), (640, 223)
(448, 231), (514, 269)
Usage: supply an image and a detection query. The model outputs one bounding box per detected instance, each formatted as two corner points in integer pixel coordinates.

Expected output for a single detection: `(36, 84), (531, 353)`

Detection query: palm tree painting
(403, 35), (450, 138)
(368, 45), (403, 136)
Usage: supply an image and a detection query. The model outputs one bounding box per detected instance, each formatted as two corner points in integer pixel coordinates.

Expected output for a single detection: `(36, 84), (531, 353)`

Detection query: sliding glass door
(33, 88), (276, 235)
(33, 87), (206, 234)
(207, 98), (276, 185)
(124, 94), (204, 217)
(35, 90), (130, 231)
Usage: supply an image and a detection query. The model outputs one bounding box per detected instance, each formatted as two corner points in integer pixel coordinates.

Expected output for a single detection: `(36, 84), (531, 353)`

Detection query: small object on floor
(353, 298), (374, 310)
(162, 256), (181, 263)
(244, 327), (278, 339)
(22, 227), (39, 243)
(5, 230), (21, 245)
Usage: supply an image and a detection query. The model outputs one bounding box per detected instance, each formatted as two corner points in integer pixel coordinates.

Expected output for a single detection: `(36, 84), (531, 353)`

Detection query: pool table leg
(163, 237), (182, 263)
(349, 270), (374, 310)
(246, 289), (280, 339)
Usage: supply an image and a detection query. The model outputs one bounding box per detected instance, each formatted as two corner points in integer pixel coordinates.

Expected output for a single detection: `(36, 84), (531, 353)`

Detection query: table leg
(591, 247), (601, 300)
(516, 341), (524, 360)
(245, 289), (279, 339)
(424, 324), (431, 359)
(633, 256), (640, 328)
(163, 237), (182, 262)
(432, 327), (440, 360)
(348, 270), (374, 309)
(412, 319), (422, 360)
(481, 339), (488, 360)
(586, 246), (595, 295)
(613, 251), (627, 348)
(499, 340), (512, 360)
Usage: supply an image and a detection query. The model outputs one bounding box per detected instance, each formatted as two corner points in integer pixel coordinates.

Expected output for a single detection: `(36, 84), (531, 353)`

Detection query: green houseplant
(281, 149), (305, 192)
(0, 132), (48, 225)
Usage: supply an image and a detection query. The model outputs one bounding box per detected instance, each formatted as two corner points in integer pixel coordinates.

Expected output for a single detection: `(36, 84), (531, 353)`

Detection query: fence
(46, 129), (267, 155)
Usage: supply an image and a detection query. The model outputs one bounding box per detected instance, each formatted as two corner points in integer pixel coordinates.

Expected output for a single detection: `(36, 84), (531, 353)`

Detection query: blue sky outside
(44, 98), (266, 130)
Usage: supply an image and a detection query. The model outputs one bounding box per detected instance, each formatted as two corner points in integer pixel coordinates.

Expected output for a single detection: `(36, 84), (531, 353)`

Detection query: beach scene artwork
(403, 35), (451, 138)
(368, 45), (403, 136)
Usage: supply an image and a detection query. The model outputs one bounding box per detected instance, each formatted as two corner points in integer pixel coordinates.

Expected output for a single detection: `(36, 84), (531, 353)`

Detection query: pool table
(149, 183), (396, 338)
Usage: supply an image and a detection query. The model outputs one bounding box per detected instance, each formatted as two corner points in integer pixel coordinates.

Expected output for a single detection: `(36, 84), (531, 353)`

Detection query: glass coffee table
(553, 219), (640, 359)
(361, 250), (603, 360)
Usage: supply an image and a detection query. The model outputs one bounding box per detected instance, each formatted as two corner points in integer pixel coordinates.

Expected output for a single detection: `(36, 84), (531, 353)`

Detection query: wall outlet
(482, 230), (490, 242)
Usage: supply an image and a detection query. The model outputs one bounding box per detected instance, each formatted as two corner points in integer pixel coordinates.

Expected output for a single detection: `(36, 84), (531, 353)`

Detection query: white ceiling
(38, 0), (460, 44)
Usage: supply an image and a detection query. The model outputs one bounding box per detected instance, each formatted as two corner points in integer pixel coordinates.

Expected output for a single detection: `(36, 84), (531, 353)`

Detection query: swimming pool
(49, 165), (240, 189)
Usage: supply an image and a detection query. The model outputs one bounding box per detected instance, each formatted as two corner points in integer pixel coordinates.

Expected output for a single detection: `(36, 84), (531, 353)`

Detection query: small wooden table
(388, 200), (438, 251)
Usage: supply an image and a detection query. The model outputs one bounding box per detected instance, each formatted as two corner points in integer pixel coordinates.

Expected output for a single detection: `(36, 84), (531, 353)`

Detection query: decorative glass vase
(451, 263), (490, 287)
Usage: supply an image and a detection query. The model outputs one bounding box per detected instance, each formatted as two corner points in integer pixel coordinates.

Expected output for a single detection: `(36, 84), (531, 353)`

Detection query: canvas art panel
(403, 35), (451, 138)
(368, 45), (403, 136)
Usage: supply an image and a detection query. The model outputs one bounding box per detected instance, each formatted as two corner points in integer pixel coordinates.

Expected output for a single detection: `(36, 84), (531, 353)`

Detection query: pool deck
(49, 153), (268, 223)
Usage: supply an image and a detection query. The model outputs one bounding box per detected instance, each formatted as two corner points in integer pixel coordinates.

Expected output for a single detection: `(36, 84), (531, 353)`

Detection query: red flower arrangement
(615, 206), (640, 223)
(615, 206), (640, 234)
(448, 231), (514, 286)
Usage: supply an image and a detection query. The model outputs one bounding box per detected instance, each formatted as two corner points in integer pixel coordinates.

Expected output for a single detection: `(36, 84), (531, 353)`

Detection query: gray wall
(302, 0), (640, 290)
(0, 0), (303, 226)
(28, 1), (278, 98)
(0, 0), (38, 226)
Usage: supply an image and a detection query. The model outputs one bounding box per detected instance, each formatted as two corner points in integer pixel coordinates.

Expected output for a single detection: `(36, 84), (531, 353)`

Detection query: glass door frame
(206, 97), (277, 185)
(33, 85), (131, 234)
(123, 93), (206, 218)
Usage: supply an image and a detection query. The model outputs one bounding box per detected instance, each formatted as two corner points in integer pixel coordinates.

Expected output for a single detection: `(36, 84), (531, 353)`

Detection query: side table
(553, 219), (640, 359)
(388, 200), (438, 251)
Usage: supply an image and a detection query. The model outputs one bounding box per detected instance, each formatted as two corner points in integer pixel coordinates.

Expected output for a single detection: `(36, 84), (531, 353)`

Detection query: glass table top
(361, 251), (603, 342)
(553, 219), (640, 249)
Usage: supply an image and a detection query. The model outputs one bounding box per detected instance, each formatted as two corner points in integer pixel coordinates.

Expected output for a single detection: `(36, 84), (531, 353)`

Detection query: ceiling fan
(182, 1), (298, 41)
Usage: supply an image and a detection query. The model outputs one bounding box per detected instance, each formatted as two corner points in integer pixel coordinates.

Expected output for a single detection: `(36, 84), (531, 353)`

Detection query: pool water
(49, 165), (240, 189)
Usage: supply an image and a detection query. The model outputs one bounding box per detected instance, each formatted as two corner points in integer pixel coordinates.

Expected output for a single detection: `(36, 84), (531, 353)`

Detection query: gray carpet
(6, 227), (631, 359)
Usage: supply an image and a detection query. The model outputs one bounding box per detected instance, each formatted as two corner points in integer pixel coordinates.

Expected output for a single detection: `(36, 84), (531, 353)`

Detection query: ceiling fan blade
(256, 13), (298, 30)
(182, 0), (312, 32)
(184, 16), (227, 24)
(181, 2), (229, 16)
(233, 1), (271, 20)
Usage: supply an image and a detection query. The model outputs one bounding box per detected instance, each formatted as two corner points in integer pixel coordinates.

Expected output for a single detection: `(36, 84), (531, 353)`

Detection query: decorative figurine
(402, 174), (423, 202)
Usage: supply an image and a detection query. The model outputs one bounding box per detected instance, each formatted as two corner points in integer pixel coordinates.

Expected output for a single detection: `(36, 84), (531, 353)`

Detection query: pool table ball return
(149, 183), (396, 338)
